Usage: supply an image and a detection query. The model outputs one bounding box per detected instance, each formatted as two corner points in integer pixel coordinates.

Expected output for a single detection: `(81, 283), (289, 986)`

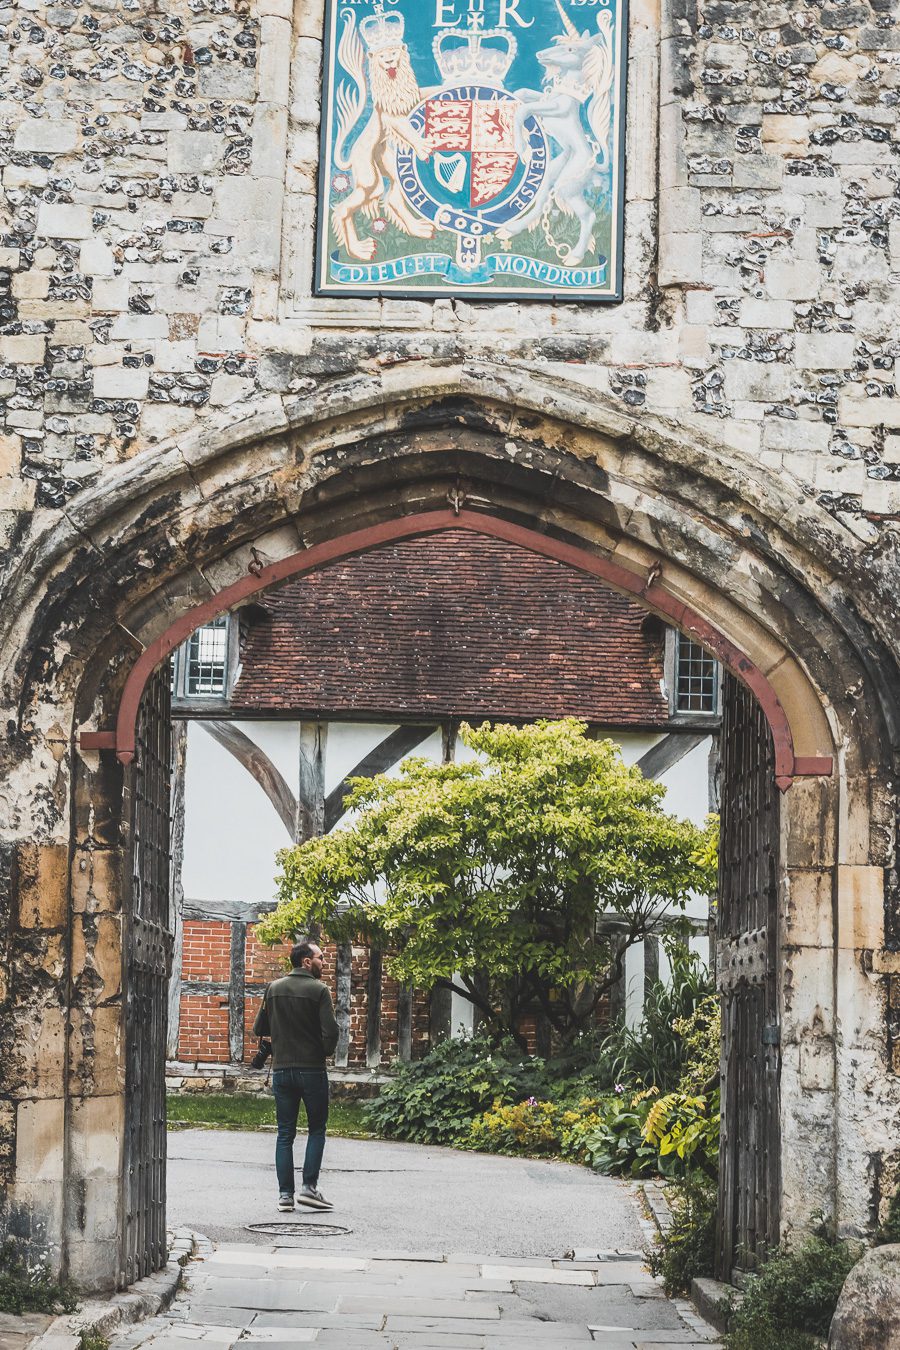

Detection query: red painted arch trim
(84, 509), (831, 786)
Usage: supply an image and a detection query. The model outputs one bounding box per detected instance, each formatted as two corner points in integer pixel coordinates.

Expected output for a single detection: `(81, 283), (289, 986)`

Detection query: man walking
(253, 941), (339, 1211)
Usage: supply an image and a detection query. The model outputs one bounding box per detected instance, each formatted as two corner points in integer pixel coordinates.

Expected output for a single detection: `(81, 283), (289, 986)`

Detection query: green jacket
(253, 969), (339, 1069)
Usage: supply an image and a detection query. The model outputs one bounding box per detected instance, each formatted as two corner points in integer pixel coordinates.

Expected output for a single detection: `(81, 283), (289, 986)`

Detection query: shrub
(363, 1032), (546, 1145)
(466, 1096), (607, 1160)
(646, 1173), (717, 1296)
(641, 1088), (720, 1177)
(468, 1099), (562, 1155)
(0, 1241), (78, 1316)
(724, 1233), (862, 1350)
(582, 1089), (665, 1177)
(599, 949), (715, 1093)
(672, 995), (721, 1094)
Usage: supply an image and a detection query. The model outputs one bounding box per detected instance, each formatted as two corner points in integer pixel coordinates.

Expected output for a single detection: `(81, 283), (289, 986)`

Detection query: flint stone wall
(0, 0), (898, 535)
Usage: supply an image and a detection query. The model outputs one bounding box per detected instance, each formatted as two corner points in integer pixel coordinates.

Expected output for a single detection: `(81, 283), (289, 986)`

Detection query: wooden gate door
(716, 671), (781, 1278)
(120, 663), (173, 1287)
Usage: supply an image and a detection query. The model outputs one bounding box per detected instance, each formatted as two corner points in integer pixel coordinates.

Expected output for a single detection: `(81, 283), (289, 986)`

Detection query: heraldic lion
(331, 10), (434, 262)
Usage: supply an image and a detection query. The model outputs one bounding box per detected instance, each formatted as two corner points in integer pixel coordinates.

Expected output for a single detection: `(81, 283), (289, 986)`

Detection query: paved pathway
(166, 1131), (644, 1257)
(111, 1239), (721, 1350)
(149, 1131), (722, 1347)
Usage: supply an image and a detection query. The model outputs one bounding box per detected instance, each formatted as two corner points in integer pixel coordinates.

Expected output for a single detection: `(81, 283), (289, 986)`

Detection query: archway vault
(4, 359), (897, 773)
(79, 507), (833, 790)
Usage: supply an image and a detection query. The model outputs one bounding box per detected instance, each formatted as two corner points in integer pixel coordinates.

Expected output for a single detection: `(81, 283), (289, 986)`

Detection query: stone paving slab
(109, 1241), (722, 1350)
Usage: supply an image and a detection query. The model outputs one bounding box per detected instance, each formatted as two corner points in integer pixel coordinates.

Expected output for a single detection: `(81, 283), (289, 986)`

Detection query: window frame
(171, 615), (238, 711)
(665, 629), (722, 721)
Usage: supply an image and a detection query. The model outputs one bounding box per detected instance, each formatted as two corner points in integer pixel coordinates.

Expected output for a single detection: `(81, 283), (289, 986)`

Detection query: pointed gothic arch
(2, 362), (898, 1289)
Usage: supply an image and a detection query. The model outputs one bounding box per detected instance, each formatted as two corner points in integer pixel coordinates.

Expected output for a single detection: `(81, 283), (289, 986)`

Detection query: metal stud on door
(120, 662), (173, 1287)
(716, 671), (781, 1278)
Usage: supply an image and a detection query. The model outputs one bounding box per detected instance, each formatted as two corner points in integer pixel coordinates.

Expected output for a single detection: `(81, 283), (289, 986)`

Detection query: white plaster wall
(181, 720), (294, 907)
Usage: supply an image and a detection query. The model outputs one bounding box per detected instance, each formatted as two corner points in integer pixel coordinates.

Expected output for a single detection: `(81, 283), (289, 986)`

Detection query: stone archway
(2, 362), (898, 1290)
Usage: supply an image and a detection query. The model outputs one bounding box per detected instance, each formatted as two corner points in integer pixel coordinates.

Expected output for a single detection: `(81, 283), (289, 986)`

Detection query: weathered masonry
(1, 0), (899, 1297)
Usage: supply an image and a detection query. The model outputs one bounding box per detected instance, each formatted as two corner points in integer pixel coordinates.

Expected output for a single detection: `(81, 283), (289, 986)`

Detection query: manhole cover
(245, 1221), (352, 1238)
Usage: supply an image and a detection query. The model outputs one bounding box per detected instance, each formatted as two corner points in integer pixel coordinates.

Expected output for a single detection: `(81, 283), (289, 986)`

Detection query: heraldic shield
(316, 0), (628, 301)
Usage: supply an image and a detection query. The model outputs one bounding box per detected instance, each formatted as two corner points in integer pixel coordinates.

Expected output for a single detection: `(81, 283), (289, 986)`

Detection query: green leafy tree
(257, 719), (718, 1047)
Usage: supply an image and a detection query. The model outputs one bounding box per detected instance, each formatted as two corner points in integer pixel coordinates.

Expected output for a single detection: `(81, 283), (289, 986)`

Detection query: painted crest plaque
(315, 0), (628, 301)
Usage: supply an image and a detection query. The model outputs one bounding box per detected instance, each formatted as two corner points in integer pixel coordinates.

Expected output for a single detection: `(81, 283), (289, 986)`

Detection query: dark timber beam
(324, 724), (437, 832)
(201, 721), (298, 837)
(636, 731), (708, 781)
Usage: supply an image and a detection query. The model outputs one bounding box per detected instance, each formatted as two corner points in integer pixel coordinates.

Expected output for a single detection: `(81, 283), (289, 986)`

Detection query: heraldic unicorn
(317, 0), (628, 301)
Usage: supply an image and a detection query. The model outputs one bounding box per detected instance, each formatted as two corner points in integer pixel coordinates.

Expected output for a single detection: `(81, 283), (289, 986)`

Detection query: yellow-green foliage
(641, 1089), (720, 1168)
(467, 1097), (606, 1160)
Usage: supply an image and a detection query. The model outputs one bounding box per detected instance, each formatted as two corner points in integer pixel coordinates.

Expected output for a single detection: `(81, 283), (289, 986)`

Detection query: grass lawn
(167, 1092), (376, 1138)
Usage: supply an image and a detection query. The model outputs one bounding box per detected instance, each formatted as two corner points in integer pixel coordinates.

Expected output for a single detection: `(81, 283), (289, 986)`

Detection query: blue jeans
(272, 1068), (329, 1194)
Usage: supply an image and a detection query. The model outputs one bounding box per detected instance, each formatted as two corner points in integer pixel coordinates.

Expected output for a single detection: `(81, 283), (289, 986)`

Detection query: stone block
(799, 1035), (835, 1092)
(93, 365), (150, 399)
(762, 114), (808, 152)
(766, 259), (820, 300)
(21, 1007), (67, 1096)
(36, 203), (94, 239)
(167, 131), (225, 174)
(784, 778), (837, 870)
(79, 238), (115, 277)
(838, 395), (899, 429)
(17, 843), (69, 929)
(658, 231), (702, 287)
(890, 222), (900, 268)
(209, 373), (252, 406)
(783, 869), (833, 949)
(740, 297), (794, 329)
(92, 277), (130, 311)
(659, 186), (702, 235)
(14, 120), (78, 154)
(110, 314), (169, 340)
(69, 1096), (123, 1182)
(733, 155), (783, 190)
(71, 846), (123, 916)
(72, 913), (122, 1000)
(12, 270), (51, 300)
(139, 402), (198, 442)
(0, 334), (46, 364)
(15, 1099), (66, 1182)
(794, 332), (856, 370)
(724, 360), (791, 402)
(259, 16), (293, 103)
(804, 194), (844, 228)
(0, 434), (21, 477)
(68, 1005), (123, 1096)
(837, 865), (885, 950)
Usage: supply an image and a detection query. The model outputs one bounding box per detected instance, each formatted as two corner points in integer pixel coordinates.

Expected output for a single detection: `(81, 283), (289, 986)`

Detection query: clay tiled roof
(230, 530), (669, 726)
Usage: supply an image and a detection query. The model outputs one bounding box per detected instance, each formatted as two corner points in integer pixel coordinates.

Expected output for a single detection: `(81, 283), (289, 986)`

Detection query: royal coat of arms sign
(315, 0), (628, 301)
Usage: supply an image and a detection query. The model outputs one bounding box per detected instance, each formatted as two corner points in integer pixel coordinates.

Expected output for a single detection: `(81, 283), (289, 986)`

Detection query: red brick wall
(181, 919), (231, 981)
(177, 993), (230, 1062)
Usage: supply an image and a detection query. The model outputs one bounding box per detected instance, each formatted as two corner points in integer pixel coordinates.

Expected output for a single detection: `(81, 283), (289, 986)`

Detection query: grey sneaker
(277, 1193), (294, 1211)
(297, 1184), (332, 1210)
